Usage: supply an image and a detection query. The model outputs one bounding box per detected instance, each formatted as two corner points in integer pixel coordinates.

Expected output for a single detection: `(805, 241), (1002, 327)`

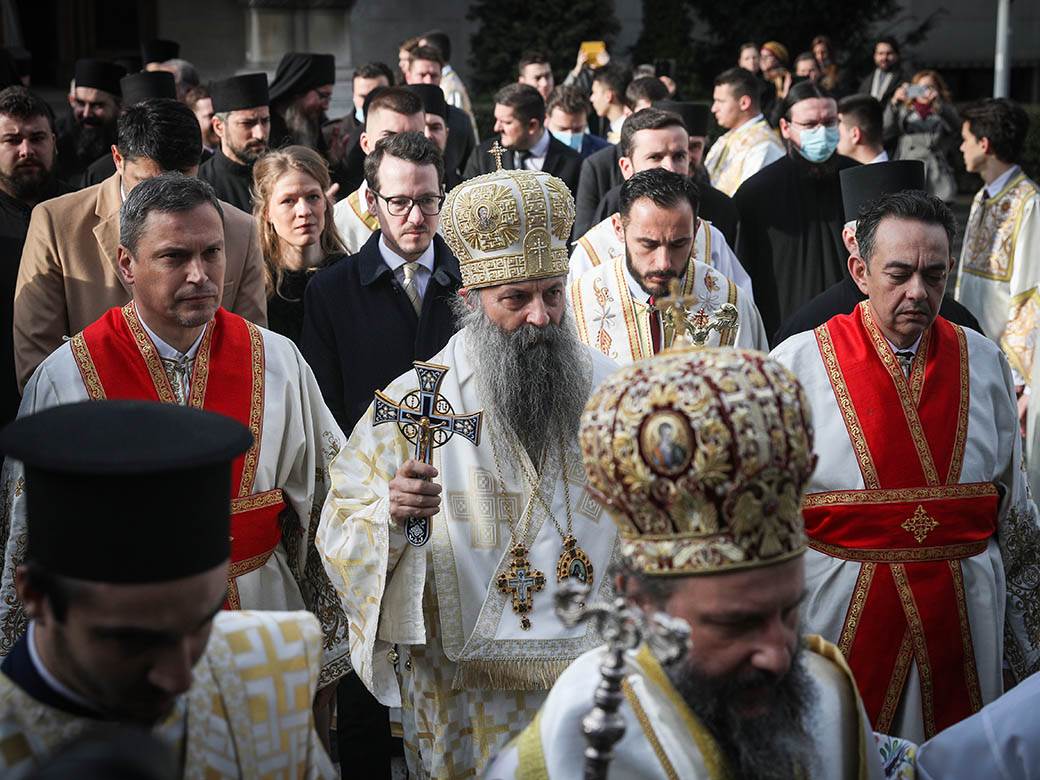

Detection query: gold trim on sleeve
(70, 333), (106, 400)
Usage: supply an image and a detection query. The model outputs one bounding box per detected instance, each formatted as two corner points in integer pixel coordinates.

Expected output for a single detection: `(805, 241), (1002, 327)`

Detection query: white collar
(868, 150), (890, 164)
(354, 179), (371, 215)
(733, 113), (766, 133)
(985, 165), (1021, 199)
(135, 303), (206, 361)
(609, 114), (626, 134)
(526, 129), (551, 159)
(27, 621), (102, 713)
(885, 333), (923, 356)
(378, 234), (436, 274)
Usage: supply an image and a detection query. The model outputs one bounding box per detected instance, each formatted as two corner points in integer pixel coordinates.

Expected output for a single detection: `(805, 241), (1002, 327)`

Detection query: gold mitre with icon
(441, 143), (575, 289)
(580, 348), (816, 576)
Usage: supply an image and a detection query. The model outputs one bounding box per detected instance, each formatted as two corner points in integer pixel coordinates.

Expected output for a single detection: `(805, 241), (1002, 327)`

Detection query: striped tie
(402, 261), (423, 316)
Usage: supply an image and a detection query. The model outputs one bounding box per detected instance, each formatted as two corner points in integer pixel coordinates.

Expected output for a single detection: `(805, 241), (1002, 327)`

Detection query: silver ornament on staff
(555, 580), (692, 780)
(373, 361), (483, 547)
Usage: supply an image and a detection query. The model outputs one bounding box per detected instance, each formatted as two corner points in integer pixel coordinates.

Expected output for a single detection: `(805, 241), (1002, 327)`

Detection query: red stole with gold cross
(69, 304), (285, 609)
(803, 301), (997, 737)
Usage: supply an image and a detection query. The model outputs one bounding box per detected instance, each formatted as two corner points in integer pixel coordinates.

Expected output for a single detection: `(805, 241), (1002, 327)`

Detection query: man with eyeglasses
(301, 131), (460, 778)
(333, 87), (426, 254)
(268, 52), (336, 157)
(733, 79), (858, 342)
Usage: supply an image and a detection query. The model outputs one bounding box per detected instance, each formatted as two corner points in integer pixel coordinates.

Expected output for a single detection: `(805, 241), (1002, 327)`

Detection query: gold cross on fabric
(902, 504), (939, 543)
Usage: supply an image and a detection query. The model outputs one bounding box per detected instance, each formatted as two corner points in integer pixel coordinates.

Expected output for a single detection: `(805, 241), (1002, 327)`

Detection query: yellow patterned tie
(402, 261), (423, 315)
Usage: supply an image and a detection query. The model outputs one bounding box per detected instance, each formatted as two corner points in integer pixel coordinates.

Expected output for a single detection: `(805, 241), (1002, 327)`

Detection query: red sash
(806, 302), (997, 737)
(70, 304), (285, 608)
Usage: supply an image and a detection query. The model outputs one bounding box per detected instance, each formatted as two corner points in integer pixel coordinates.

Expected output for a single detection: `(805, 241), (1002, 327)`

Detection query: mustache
(175, 283), (219, 300)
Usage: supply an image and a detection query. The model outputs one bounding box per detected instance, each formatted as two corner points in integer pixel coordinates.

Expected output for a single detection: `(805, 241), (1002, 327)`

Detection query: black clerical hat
(268, 52), (336, 103)
(120, 70), (176, 106)
(141, 38), (180, 64)
(840, 160), (926, 222)
(0, 401), (253, 584)
(406, 84), (448, 121)
(654, 100), (710, 136)
(210, 73), (270, 114)
(74, 59), (125, 98)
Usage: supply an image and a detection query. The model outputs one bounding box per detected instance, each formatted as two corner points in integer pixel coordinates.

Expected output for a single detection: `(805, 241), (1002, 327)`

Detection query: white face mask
(355, 104), (365, 123)
(549, 128), (585, 152)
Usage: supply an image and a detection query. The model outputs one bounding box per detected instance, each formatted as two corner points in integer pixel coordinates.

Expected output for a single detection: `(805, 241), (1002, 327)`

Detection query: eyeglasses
(372, 191), (445, 217)
(789, 118), (839, 130)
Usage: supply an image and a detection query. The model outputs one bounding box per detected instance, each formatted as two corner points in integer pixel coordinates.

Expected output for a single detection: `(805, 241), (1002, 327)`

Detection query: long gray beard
(667, 644), (819, 780)
(284, 102), (321, 149)
(451, 293), (592, 462)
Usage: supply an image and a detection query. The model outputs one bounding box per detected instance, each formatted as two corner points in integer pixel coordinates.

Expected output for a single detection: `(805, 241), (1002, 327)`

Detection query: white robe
(486, 636), (886, 780)
(317, 329), (621, 779)
(333, 180), (379, 255)
(771, 318), (1040, 743)
(954, 169), (1040, 384)
(568, 214), (754, 301)
(915, 670), (1040, 780)
(568, 254), (768, 364)
(0, 312), (351, 686)
(703, 114), (785, 197)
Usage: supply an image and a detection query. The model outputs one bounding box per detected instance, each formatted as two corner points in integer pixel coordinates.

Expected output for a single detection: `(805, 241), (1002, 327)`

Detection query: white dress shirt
(519, 130), (551, 171)
(379, 235), (436, 298)
(985, 164), (1021, 199)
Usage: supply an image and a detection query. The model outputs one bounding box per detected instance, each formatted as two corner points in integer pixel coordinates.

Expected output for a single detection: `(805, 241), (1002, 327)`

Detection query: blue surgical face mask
(355, 104), (365, 123)
(549, 128), (584, 152)
(796, 124), (839, 163)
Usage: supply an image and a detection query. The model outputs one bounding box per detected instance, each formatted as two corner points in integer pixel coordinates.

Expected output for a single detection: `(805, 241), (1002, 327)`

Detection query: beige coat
(14, 173), (268, 389)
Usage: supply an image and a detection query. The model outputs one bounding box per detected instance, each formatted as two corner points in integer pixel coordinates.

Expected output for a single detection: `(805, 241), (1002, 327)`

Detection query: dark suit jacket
(574, 144), (622, 238)
(445, 106), (476, 188)
(580, 133), (611, 160)
(300, 231), (462, 434)
(857, 67), (910, 107)
(592, 180), (738, 246)
(465, 133), (582, 198)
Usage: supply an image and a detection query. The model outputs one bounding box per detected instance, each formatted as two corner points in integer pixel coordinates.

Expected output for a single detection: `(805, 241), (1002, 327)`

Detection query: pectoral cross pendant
(497, 544), (546, 630)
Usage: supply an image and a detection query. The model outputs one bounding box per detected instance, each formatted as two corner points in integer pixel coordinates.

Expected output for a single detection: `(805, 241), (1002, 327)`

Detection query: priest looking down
(569, 168), (766, 364)
(569, 108), (753, 299)
(0, 174), (351, 710)
(317, 161), (619, 779)
(0, 401), (335, 778)
(771, 189), (1040, 742)
(489, 349), (888, 780)
(198, 73), (271, 214)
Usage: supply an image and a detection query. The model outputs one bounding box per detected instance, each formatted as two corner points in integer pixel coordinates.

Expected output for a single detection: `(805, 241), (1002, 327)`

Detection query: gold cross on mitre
(489, 140), (506, 171)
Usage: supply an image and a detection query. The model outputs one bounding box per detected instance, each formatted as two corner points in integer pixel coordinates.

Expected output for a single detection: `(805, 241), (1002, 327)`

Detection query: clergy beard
(283, 103), (321, 149)
(74, 121), (116, 165)
(227, 137), (267, 165)
(0, 161), (54, 202)
(451, 291), (592, 461)
(785, 139), (841, 180)
(667, 644), (818, 780)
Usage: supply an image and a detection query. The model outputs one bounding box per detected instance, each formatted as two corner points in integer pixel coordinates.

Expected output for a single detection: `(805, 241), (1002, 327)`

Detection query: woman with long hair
(252, 145), (345, 344)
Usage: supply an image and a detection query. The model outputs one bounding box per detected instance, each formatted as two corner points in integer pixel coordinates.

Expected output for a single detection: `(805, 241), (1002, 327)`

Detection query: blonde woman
(252, 145), (345, 344)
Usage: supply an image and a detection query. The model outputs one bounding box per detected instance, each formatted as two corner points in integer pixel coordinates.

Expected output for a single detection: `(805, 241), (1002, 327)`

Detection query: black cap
(269, 52), (336, 103)
(654, 100), (710, 136)
(0, 401), (253, 584)
(840, 160), (926, 222)
(74, 59), (126, 98)
(141, 38), (180, 64)
(120, 70), (177, 105)
(406, 84), (448, 121)
(210, 73), (270, 114)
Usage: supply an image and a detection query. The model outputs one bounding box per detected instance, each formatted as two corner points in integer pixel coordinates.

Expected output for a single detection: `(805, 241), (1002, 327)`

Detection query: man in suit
(301, 131), (460, 778)
(465, 83), (581, 198)
(545, 85), (611, 160)
(14, 98), (266, 390)
(857, 37), (909, 107)
(574, 143), (622, 238)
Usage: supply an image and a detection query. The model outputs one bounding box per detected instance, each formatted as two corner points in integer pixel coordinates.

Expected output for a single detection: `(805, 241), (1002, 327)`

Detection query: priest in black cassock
(198, 73), (271, 214)
(268, 52), (336, 158)
(56, 59), (124, 184)
(774, 160), (983, 344)
(733, 80), (858, 342)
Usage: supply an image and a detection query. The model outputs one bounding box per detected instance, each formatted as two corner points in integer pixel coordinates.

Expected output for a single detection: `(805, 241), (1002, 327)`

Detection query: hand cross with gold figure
(654, 278), (739, 348)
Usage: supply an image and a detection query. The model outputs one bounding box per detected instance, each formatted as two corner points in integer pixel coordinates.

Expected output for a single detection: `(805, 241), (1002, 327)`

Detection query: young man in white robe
(771, 189), (1040, 743)
(332, 87), (425, 254)
(568, 108), (752, 297)
(569, 168), (766, 364)
(0, 175), (350, 704)
(317, 165), (619, 779)
(954, 98), (1040, 427)
(489, 348), (891, 780)
(705, 66), (785, 196)
(0, 402), (335, 779)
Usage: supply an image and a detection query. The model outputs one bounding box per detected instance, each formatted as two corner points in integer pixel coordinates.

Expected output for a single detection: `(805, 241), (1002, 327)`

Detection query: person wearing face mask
(733, 80), (858, 341)
(544, 85), (610, 160)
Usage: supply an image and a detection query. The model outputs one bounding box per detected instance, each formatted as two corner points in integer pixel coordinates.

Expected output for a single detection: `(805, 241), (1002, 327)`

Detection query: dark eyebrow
(701, 589), (808, 624)
(89, 591), (227, 644)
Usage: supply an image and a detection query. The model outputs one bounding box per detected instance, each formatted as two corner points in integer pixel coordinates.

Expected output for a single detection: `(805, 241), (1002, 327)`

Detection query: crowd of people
(0, 23), (1035, 780)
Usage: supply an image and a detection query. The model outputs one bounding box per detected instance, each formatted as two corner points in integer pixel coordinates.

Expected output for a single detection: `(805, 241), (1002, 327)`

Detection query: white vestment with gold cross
(0, 321), (351, 687)
(954, 169), (1040, 385)
(487, 636), (889, 780)
(703, 114), (785, 197)
(771, 324), (1040, 743)
(568, 255), (768, 364)
(568, 214), (754, 301)
(0, 610), (336, 779)
(333, 180), (380, 255)
(317, 329), (621, 779)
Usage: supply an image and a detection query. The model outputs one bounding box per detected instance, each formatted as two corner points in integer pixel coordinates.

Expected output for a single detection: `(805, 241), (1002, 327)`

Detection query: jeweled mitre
(580, 348), (816, 576)
(441, 164), (574, 289)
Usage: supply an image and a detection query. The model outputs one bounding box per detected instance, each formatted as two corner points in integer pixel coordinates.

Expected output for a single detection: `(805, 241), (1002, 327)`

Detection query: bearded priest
(771, 189), (1040, 743)
(489, 348), (890, 780)
(317, 160), (619, 778)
